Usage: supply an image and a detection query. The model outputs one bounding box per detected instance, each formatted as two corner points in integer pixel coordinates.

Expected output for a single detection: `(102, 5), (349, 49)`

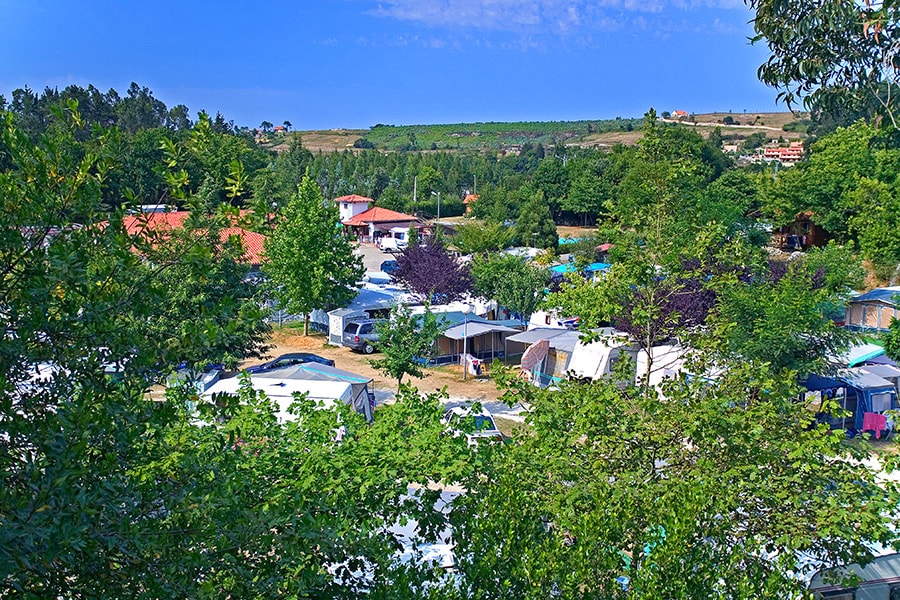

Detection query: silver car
(342, 320), (382, 354)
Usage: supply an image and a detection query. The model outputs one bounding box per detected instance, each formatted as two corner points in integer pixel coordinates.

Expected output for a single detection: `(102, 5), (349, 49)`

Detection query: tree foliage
(451, 220), (515, 255)
(748, 0), (900, 127)
(263, 175), (364, 334)
(394, 237), (472, 302)
(470, 254), (549, 322)
(451, 365), (898, 598)
(370, 304), (447, 389)
(514, 186), (558, 251)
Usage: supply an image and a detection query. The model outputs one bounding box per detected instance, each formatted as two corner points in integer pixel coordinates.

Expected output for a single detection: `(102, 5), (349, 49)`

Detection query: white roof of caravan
(203, 376), (352, 422)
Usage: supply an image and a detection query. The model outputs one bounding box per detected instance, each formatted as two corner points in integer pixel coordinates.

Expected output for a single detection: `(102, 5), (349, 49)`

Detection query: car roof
(446, 406), (493, 418)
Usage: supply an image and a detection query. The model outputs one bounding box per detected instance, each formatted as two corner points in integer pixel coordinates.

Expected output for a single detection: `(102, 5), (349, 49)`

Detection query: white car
(441, 406), (504, 445)
(378, 237), (408, 253)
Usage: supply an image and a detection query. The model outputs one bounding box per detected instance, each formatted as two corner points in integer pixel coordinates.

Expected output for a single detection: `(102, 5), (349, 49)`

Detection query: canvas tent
(809, 552), (900, 598)
(255, 362), (375, 422)
(804, 368), (897, 434)
(435, 320), (520, 366)
(204, 362), (376, 423)
(845, 286), (900, 331)
(204, 376), (353, 423)
(862, 363), (900, 395)
(506, 328), (582, 387)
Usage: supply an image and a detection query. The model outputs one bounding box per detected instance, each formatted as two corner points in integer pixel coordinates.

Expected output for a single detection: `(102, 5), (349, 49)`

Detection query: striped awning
(520, 339), (550, 372)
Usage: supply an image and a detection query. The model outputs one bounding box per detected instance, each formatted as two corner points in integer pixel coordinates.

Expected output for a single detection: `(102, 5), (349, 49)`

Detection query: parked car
(380, 259), (399, 275)
(342, 320), (382, 354)
(379, 237), (407, 253)
(441, 406), (504, 445)
(244, 352), (335, 373)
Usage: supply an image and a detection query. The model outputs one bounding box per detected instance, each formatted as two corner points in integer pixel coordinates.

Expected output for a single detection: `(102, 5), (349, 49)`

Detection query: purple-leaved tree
(394, 237), (472, 303)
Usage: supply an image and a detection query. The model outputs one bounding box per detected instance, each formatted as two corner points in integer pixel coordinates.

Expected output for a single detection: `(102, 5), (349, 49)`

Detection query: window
(820, 590), (855, 600)
(360, 324), (374, 335)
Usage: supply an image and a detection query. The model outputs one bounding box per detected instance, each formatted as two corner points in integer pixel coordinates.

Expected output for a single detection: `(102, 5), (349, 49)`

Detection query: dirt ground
(240, 328), (507, 404)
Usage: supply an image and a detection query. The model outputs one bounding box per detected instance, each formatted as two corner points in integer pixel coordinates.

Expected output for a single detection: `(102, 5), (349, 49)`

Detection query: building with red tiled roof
(762, 141), (804, 166)
(341, 206), (422, 244)
(122, 211), (267, 267)
(463, 194), (479, 215)
(335, 194), (373, 222)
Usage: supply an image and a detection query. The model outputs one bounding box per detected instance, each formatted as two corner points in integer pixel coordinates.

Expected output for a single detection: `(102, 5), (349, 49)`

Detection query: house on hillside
(335, 194), (373, 222)
(122, 210), (266, 270)
(341, 206), (423, 244)
(762, 141), (804, 166)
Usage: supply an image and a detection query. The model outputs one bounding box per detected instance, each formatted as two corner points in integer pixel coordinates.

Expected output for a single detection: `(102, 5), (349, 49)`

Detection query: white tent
(203, 376), (352, 423)
(566, 332), (632, 380)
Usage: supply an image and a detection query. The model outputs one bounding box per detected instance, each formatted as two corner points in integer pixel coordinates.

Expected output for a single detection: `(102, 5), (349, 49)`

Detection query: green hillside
(294, 111), (807, 153)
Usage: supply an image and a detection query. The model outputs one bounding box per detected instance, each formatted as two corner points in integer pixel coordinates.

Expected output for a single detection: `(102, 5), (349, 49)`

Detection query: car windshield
(472, 415), (496, 431)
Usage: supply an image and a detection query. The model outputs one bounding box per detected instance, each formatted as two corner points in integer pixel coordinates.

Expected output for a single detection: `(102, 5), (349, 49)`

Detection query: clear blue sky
(0, 0), (781, 130)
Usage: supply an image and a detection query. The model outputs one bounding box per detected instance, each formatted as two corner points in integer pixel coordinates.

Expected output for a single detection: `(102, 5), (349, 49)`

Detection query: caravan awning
(507, 328), (571, 345)
(442, 321), (519, 340)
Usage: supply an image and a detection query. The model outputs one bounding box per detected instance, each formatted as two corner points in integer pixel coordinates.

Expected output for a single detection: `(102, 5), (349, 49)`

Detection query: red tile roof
(335, 194), (374, 204)
(463, 194), (479, 204)
(122, 211), (267, 265)
(342, 206), (419, 226)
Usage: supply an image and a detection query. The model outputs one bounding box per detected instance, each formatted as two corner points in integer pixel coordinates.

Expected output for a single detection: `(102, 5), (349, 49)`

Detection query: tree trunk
(304, 314), (310, 336)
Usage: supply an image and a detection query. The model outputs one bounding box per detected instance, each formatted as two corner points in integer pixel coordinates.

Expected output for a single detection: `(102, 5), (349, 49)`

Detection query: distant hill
(287, 112), (808, 153)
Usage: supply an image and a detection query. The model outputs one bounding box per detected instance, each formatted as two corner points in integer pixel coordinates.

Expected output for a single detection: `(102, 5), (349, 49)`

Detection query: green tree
(263, 175), (364, 335)
(370, 303), (446, 389)
(564, 162), (609, 226)
(0, 104), (470, 599)
(134, 207), (272, 370)
(532, 157), (569, 217)
(452, 220), (515, 255)
(452, 364), (898, 598)
(515, 187), (558, 251)
(748, 0), (900, 126)
(470, 253), (549, 323)
(707, 245), (862, 377)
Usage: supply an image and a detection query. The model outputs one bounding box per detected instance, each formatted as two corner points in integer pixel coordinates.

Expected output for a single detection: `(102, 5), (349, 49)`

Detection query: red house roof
(342, 206), (419, 226)
(122, 211), (267, 266)
(463, 194), (479, 204)
(335, 194), (373, 204)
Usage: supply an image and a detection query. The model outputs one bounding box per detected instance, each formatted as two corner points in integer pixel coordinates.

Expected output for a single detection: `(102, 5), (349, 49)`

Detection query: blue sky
(0, 0), (780, 130)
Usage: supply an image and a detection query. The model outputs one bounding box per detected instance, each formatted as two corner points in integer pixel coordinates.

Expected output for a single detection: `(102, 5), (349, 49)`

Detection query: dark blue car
(244, 353), (335, 373)
(380, 260), (399, 275)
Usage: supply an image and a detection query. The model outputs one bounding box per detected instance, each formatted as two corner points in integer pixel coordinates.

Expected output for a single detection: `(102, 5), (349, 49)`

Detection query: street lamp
(431, 191), (441, 221)
(461, 304), (471, 381)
